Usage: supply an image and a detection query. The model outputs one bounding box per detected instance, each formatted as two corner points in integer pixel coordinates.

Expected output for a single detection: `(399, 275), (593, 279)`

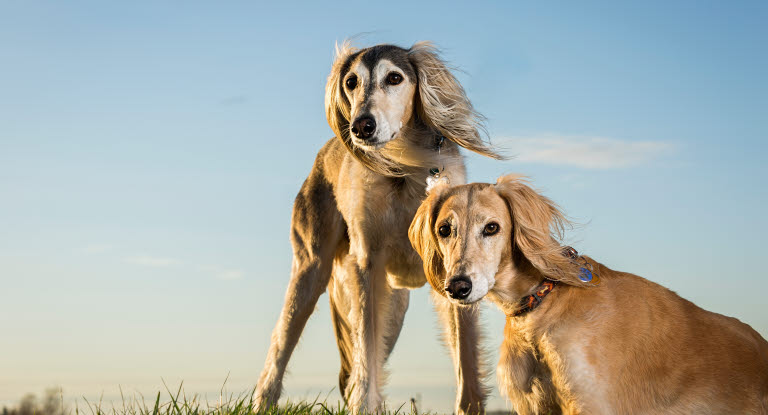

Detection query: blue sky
(1, 1), (766, 413)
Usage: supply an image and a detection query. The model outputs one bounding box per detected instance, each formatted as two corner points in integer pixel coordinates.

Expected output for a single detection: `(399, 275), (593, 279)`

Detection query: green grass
(4, 381), (513, 415)
(68, 382), (424, 415)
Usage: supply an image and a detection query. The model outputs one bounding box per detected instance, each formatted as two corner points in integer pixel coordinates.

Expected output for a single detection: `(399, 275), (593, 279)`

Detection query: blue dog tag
(579, 267), (593, 282)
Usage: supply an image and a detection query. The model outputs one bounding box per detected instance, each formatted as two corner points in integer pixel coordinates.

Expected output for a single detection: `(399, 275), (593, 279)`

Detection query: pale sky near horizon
(1, 1), (767, 413)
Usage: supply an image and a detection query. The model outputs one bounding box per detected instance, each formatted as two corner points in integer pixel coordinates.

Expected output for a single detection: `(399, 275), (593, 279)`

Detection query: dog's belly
(385, 249), (426, 289)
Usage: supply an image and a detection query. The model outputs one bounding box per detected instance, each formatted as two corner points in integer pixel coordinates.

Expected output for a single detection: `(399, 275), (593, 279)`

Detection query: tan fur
(254, 42), (501, 414)
(409, 175), (768, 414)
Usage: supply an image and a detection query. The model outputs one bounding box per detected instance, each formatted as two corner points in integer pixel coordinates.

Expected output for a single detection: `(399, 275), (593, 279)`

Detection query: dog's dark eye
(386, 72), (403, 85)
(438, 224), (451, 238)
(345, 75), (358, 90)
(483, 222), (499, 236)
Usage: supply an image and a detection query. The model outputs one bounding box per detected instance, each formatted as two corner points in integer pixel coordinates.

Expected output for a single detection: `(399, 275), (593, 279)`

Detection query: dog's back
(540, 260), (768, 414)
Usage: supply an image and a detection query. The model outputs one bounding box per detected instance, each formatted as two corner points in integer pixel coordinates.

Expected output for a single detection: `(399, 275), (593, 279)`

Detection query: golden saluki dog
(409, 175), (768, 414)
(253, 42), (500, 414)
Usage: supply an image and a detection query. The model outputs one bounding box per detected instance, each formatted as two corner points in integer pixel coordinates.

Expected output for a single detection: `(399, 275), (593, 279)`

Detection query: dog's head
(325, 41), (500, 176)
(408, 175), (585, 305)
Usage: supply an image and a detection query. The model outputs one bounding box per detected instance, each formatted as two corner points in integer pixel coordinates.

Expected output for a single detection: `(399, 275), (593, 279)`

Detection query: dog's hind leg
(254, 174), (344, 411)
(382, 287), (409, 361)
(340, 251), (395, 414)
(329, 268), (409, 406)
(433, 292), (487, 415)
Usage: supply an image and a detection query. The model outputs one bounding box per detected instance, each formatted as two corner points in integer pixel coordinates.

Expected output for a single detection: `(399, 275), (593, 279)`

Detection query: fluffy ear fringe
(408, 188), (449, 295)
(494, 174), (586, 286)
(408, 42), (503, 161)
(324, 41), (355, 141)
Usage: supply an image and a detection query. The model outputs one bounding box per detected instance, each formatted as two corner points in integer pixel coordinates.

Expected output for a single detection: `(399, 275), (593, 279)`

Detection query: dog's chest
(352, 176), (422, 227)
(338, 165), (440, 235)
(557, 338), (612, 414)
(335, 166), (452, 288)
(497, 324), (608, 415)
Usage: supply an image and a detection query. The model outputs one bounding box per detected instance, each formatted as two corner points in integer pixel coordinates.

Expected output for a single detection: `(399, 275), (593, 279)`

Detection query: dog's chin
(449, 296), (483, 307)
(352, 140), (386, 151)
(349, 129), (400, 151)
(465, 289), (490, 305)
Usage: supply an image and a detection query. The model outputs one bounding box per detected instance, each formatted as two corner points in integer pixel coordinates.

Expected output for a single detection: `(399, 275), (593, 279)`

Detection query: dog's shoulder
(315, 137), (346, 173)
(300, 137), (346, 190)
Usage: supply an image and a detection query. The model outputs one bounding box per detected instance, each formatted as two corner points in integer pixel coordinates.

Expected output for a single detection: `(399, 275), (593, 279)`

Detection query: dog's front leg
(343, 252), (391, 414)
(253, 253), (335, 410)
(254, 181), (344, 411)
(433, 292), (487, 415)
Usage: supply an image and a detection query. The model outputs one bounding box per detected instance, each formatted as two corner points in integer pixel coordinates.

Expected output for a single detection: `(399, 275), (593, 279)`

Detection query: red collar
(508, 246), (581, 318)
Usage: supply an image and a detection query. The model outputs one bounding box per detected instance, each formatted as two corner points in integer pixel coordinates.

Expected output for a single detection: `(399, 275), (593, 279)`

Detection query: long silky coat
(410, 176), (768, 414)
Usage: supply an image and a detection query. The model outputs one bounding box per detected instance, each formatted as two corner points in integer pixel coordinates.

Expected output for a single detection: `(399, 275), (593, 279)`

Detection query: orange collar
(508, 246), (590, 318)
(509, 279), (558, 317)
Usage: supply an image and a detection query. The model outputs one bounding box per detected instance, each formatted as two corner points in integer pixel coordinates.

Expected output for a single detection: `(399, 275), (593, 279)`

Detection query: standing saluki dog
(253, 42), (501, 414)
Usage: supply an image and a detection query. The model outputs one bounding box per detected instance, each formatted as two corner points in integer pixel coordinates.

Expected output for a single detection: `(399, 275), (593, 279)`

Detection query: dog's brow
(473, 213), (493, 224)
(350, 61), (369, 79)
(375, 60), (409, 78)
(360, 46), (415, 80)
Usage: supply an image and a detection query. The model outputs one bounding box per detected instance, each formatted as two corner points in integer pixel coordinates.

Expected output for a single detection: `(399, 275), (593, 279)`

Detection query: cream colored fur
(409, 175), (768, 414)
(253, 42), (500, 414)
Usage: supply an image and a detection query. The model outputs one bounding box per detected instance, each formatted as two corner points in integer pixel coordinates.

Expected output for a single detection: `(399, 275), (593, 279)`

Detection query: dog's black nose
(445, 276), (472, 300)
(351, 116), (376, 139)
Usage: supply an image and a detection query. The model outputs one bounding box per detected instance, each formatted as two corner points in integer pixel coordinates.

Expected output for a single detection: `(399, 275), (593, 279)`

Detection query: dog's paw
(344, 376), (381, 414)
(252, 379), (282, 412)
(456, 401), (486, 415)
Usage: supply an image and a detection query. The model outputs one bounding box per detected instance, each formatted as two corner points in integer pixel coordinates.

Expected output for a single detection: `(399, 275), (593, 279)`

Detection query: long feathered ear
(408, 42), (503, 160)
(325, 41), (356, 144)
(494, 174), (585, 285)
(408, 185), (450, 295)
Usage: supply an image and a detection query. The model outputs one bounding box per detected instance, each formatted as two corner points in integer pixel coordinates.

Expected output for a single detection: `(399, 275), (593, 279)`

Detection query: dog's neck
(378, 124), (461, 168)
(487, 260), (553, 317)
(357, 124), (465, 196)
